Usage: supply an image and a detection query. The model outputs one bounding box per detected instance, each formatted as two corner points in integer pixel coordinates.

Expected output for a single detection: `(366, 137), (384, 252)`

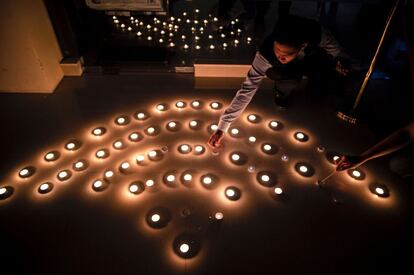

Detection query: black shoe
(274, 90), (289, 110)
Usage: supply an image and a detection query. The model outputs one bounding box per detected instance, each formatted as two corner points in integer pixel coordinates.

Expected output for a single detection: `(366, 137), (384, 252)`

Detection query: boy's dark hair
(273, 15), (319, 49)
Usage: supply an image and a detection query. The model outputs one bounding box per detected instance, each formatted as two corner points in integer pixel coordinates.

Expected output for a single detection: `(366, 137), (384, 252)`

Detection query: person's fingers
(207, 134), (219, 148)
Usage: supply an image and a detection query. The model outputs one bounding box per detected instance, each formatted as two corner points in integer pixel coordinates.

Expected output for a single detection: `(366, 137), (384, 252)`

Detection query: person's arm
(319, 26), (354, 76)
(336, 122), (414, 170)
(208, 51), (272, 148)
(217, 51), (272, 132)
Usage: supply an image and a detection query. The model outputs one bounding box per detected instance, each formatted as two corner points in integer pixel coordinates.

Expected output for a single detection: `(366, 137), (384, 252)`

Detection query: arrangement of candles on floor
(0, 98), (390, 262)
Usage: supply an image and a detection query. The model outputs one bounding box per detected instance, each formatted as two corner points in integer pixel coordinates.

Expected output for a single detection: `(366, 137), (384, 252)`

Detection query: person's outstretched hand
(208, 130), (224, 149)
(335, 60), (350, 76)
(335, 155), (363, 171)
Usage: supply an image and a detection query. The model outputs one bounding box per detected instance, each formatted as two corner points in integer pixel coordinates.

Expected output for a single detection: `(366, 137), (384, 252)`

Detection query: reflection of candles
(208, 35), (213, 39)
(169, 42), (175, 47)
(209, 45), (215, 50)
(221, 34), (226, 38)
(137, 31), (142, 36)
(195, 45), (201, 50)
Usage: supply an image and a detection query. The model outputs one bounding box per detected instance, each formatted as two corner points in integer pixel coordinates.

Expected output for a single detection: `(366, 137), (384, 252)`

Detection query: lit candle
(202, 176), (212, 185)
(151, 214), (161, 222)
(215, 212), (224, 220)
(248, 114), (257, 122)
(136, 155), (145, 163)
(166, 175), (175, 182)
(180, 244), (189, 253)
(183, 174), (192, 181)
(231, 128), (239, 135)
(146, 179), (154, 187)
(231, 154), (240, 161)
(274, 187), (283, 195)
(121, 161), (130, 170)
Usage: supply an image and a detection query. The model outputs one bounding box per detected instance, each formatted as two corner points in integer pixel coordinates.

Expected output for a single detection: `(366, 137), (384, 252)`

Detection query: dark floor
(0, 73), (413, 274)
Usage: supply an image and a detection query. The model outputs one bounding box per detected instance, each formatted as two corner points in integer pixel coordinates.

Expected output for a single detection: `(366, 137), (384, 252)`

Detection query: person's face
(273, 42), (304, 64)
